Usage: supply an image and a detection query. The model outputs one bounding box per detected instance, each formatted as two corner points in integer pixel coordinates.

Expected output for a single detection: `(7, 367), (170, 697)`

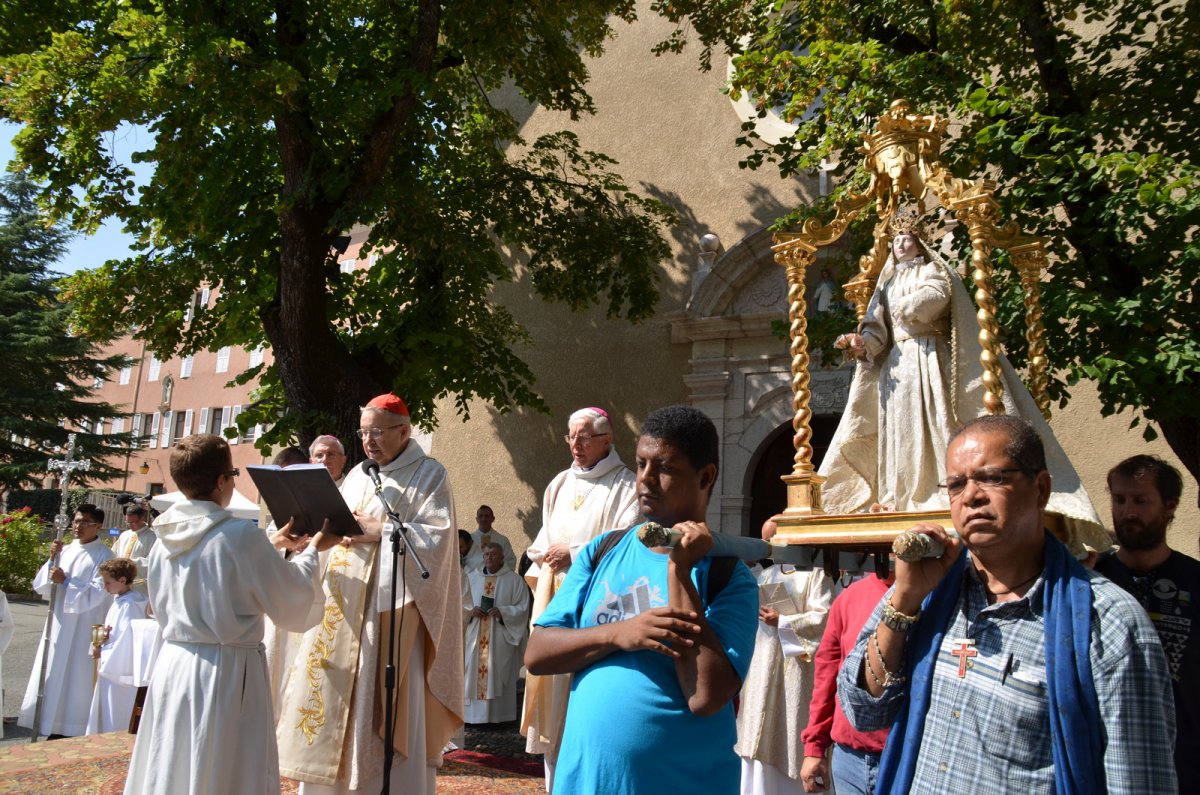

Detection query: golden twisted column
(959, 199), (1006, 414)
(775, 244), (825, 516)
(1012, 244), (1051, 419)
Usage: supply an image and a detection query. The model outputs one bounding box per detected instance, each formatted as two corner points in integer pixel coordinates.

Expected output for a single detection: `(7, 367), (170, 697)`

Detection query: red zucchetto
(365, 393), (409, 416)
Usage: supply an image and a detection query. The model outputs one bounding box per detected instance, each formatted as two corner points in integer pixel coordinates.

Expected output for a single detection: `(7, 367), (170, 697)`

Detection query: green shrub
(0, 507), (50, 594)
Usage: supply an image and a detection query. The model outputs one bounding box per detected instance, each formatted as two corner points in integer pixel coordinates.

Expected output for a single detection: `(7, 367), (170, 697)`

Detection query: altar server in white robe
(87, 557), (148, 734)
(464, 543), (530, 723)
(277, 393), (463, 795)
(521, 406), (640, 790)
(113, 502), (157, 598)
(123, 434), (333, 795)
(735, 522), (834, 795)
(19, 503), (113, 738)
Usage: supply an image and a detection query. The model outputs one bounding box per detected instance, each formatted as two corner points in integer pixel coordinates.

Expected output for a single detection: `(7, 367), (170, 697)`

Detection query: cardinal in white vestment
(19, 504), (113, 738)
(277, 393), (463, 795)
(123, 435), (330, 795)
(464, 543), (530, 723)
(735, 552), (833, 795)
(86, 557), (149, 734)
(521, 406), (640, 790)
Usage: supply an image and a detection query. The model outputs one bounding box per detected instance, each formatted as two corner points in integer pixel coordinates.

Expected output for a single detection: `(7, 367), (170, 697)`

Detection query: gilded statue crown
(887, 206), (936, 238)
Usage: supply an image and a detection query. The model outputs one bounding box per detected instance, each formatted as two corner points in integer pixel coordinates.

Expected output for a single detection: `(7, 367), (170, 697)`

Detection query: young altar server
(123, 434), (339, 795)
(86, 557), (148, 734)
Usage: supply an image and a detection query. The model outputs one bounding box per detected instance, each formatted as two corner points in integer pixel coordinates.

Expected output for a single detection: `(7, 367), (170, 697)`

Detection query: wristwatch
(881, 595), (920, 633)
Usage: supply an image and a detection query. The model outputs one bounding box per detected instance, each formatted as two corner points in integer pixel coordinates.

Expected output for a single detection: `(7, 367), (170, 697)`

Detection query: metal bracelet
(881, 595), (919, 633)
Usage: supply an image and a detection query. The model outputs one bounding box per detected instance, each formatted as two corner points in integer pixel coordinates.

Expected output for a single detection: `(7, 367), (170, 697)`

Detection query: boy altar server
(86, 557), (149, 734)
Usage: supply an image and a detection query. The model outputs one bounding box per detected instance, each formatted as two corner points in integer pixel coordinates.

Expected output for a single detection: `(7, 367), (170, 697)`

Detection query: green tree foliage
(653, 0), (1200, 493)
(0, 1), (676, 453)
(0, 173), (132, 492)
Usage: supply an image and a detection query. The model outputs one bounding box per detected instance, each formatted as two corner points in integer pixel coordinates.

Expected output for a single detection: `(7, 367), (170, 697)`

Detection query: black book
(247, 464), (362, 537)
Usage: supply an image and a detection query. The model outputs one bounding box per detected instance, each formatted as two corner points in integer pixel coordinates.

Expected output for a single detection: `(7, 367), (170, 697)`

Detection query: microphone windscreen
(362, 459), (380, 478)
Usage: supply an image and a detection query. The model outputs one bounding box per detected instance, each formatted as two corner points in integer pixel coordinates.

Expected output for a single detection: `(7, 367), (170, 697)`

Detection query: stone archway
(671, 226), (852, 537)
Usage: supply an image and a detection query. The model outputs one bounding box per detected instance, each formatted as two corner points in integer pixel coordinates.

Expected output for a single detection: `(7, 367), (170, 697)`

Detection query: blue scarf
(875, 533), (1104, 794)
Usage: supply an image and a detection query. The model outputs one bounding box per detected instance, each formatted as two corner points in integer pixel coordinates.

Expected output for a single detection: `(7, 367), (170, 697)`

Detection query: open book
(247, 463), (362, 537)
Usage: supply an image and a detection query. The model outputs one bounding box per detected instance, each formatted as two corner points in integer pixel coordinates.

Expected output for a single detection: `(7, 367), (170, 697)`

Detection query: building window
(181, 356), (194, 378)
(148, 356), (161, 382)
(149, 412), (161, 449)
(248, 346), (265, 368)
(215, 347), (231, 374)
(159, 410), (173, 448)
(112, 417), (125, 435)
(174, 409), (193, 440)
(119, 366), (132, 385)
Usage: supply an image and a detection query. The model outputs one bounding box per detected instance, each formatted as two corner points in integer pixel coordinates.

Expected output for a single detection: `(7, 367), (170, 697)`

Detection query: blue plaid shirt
(838, 562), (1177, 794)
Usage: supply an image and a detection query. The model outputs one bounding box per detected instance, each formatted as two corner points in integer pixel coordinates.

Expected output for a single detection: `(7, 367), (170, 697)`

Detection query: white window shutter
(229, 405), (242, 444)
(198, 407), (210, 436)
(215, 347), (231, 374)
(149, 412), (161, 449)
(131, 414), (143, 448)
(160, 410), (173, 448)
(119, 366), (131, 385)
(181, 356), (194, 378)
(183, 409), (195, 438)
(148, 356), (161, 382)
(221, 405), (232, 435)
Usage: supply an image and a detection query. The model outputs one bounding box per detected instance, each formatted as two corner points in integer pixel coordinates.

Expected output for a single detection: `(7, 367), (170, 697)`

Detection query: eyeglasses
(358, 425), (405, 440)
(224, 468), (240, 477)
(564, 433), (610, 445)
(938, 467), (1036, 498)
(72, 519), (99, 526)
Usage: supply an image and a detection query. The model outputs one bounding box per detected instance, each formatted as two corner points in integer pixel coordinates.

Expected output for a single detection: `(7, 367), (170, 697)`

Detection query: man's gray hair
(568, 407), (612, 435)
(309, 434), (345, 456)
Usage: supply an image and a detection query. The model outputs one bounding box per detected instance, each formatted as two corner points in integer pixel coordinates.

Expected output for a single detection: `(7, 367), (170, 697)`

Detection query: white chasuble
(734, 564), (833, 786)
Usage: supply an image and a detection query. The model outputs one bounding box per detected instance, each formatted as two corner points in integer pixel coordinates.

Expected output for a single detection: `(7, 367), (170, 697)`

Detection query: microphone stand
(366, 476), (429, 795)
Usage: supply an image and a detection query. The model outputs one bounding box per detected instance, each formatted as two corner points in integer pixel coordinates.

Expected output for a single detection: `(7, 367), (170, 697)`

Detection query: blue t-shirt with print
(534, 525), (758, 794)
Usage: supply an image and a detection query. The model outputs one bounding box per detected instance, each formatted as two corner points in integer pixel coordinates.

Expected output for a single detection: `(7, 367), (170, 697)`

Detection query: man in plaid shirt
(838, 415), (1177, 794)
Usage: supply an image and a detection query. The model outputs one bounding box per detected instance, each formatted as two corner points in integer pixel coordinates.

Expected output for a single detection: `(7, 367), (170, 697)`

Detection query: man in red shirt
(800, 576), (892, 793)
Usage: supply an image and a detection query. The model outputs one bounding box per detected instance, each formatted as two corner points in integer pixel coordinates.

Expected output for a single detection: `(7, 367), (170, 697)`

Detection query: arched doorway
(747, 415), (840, 536)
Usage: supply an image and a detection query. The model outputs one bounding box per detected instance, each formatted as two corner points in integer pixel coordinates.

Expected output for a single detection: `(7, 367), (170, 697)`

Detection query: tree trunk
(1159, 416), (1200, 510)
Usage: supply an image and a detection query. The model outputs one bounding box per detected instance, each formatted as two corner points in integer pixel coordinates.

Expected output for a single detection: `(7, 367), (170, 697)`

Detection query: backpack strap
(705, 556), (738, 605)
(589, 527), (631, 568)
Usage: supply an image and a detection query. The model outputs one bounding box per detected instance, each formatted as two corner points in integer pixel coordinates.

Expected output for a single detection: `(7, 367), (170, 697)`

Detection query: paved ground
(1, 596), (540, 764)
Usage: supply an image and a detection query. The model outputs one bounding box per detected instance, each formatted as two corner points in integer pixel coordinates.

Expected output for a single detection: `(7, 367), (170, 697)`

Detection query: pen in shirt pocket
(1001, 652), (1013, 685)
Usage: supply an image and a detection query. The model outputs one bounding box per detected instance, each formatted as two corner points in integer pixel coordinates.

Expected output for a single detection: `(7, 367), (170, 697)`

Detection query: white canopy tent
(149, 489), (261, 522)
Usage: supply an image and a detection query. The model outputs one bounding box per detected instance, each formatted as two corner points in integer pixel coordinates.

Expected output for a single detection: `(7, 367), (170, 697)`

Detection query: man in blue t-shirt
(525, 405), (758, 794)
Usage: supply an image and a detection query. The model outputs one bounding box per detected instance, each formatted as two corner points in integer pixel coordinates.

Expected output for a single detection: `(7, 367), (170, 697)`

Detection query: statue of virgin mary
(818, 208), (1108, 555)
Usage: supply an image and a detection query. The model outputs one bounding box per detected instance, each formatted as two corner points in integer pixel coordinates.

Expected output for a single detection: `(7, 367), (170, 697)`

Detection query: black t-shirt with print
(1097, 549), (1200, 791)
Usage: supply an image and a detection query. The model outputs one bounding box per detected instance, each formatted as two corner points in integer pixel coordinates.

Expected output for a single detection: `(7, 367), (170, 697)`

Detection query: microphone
(362, 459), (382, 488)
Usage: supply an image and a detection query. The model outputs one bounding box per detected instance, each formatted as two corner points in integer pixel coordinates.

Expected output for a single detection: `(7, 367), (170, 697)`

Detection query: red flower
(20, 506), (31, 513)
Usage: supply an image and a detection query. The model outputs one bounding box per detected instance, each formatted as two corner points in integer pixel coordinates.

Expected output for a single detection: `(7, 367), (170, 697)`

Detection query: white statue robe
(463, 566), (530, 723)
(86, 588), (149, 734)
(462, 527), (517, 573)
(0, 591), (13, 738)
(113, 526), (158, 598)
(277, 440), (462, 795)
(735, 564), (833, 794)
(818, 250), (1107, 555)
(122, 501), (322, 795)
(18, 537), (113, 737)
(521, 446), (639, 774)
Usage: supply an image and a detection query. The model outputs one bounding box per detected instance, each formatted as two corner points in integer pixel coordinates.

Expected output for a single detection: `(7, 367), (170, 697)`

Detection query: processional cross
(30, 433), (91, 742)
